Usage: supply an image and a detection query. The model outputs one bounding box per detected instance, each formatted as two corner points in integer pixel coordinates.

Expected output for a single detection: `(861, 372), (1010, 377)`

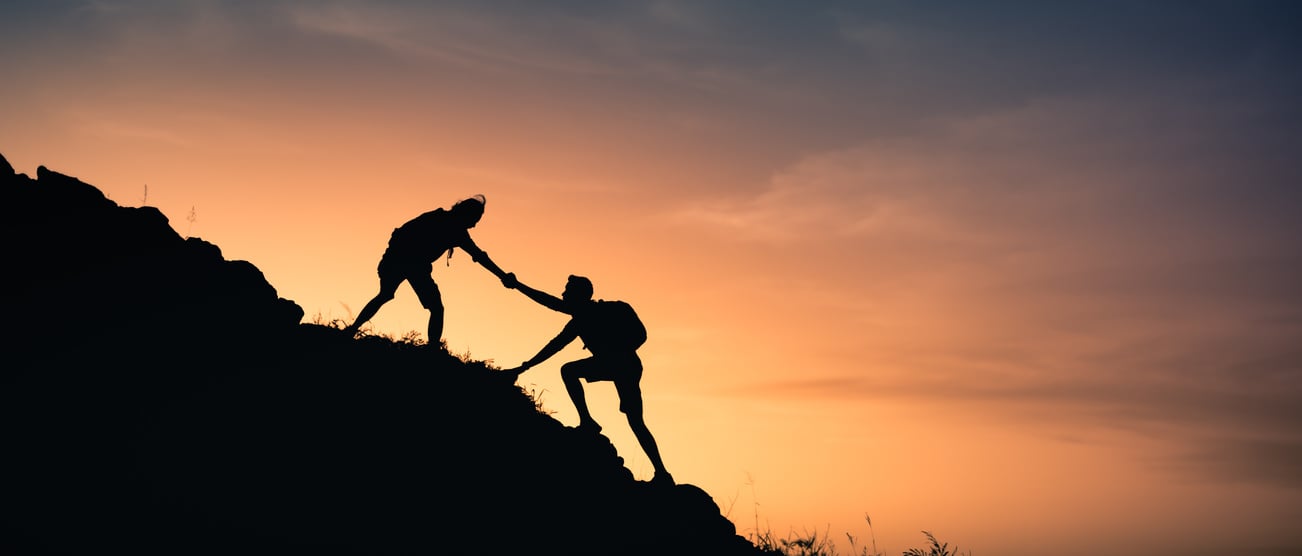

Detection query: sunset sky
(4, 2), (1301, 554)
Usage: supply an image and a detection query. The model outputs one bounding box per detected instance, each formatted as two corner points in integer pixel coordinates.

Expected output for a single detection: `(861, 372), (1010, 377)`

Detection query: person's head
(451, 194), (487, 228)
(563, 275), (594, 303)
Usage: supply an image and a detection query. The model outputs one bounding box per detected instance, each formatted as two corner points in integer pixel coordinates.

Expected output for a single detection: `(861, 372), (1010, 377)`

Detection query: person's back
(573, 299), (647, 357)
(504, 275), (672, 485)
(387, 208), (469, 264)
(343, 194), (513, 344)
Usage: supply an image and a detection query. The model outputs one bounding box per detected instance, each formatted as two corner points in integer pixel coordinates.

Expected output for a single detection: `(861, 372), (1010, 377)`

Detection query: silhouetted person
(503, 274), (674, 486)
(344, 195), (513, 346)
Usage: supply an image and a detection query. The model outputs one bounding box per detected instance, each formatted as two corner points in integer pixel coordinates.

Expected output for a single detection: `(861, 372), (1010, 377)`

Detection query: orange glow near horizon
(8, 134), (1299, 553)
(4, 3), (1302, 555)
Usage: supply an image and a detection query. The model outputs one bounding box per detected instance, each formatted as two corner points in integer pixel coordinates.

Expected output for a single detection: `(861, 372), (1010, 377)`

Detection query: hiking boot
(651, 471), (675, 486)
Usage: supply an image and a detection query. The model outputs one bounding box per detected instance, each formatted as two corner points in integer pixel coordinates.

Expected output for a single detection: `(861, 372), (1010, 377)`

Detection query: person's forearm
(523, 335), (570, 368)
(516, 283), (566, 313)
(521, 349), (551, 369)
(476, 252), (508, 279)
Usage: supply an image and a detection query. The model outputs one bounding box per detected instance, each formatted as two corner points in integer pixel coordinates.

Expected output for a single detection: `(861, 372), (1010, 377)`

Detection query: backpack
(584, 299), (647, 352)
(388, 208), (464, 263)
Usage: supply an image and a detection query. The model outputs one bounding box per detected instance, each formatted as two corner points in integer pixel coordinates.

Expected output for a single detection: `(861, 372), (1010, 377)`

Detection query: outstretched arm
(511, 279), (568, 314)
(459, 235), (514, 286)
(505, 320), (579, 376)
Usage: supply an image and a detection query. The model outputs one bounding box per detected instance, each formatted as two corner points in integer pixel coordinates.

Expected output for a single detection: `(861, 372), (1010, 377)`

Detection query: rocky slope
(1, 153), (761, 556)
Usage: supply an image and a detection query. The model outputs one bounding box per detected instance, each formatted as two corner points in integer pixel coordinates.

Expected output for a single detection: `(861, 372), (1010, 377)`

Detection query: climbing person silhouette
(344, 195), (514, 346)
(502, 274), (674, 486)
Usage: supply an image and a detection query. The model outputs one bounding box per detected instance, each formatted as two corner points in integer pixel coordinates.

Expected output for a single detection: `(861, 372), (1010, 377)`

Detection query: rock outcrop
(1, 152), (760, 556)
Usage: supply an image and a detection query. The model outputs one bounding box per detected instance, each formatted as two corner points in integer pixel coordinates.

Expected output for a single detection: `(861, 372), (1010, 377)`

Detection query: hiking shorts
(376, 254), (441, 310)
(562, 353), (644, 414)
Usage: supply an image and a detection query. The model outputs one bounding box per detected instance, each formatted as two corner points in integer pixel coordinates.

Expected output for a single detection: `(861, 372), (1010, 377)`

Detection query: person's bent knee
(412, 282), (442, 311)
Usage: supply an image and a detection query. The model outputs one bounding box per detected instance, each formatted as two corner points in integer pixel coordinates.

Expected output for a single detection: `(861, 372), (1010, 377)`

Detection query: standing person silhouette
(344, 195), (514, 347)
(502, 274), (674, 486)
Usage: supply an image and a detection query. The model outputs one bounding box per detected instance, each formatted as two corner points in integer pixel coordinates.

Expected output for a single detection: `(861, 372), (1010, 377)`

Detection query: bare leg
(561, 363), (601, 432)
(345, 291), (392, 336)
(627, 410), (671, 482)
(346, 269), (403, 337)
(427, 305), (444, 348)
(409, 272), (445, 347)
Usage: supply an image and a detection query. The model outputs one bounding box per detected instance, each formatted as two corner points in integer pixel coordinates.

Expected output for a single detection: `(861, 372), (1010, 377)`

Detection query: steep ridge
(1, 153), (761, 556)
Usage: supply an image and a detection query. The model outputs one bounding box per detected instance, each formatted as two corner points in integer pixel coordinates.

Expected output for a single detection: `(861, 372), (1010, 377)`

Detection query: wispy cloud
(690, 93), (1302, 488)
(675, 90), (1301, 253)
(284, 2), (747, 84)
(736, 347), (1302, 489)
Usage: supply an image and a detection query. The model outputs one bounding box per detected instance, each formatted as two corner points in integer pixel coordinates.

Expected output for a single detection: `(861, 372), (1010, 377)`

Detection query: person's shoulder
(403, 208), (445, 224)
(572, 301), (604, 319)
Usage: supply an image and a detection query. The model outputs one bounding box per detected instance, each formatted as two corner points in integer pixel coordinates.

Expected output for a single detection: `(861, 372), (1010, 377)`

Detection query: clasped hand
(498, 365), (528, 382)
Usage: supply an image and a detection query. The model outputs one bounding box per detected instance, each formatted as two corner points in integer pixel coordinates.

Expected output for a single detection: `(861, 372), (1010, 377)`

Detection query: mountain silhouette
(1, 153), (763, 555)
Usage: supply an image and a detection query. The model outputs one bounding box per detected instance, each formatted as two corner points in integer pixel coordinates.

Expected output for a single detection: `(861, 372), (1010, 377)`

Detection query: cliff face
(1, 153), (760, 556)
